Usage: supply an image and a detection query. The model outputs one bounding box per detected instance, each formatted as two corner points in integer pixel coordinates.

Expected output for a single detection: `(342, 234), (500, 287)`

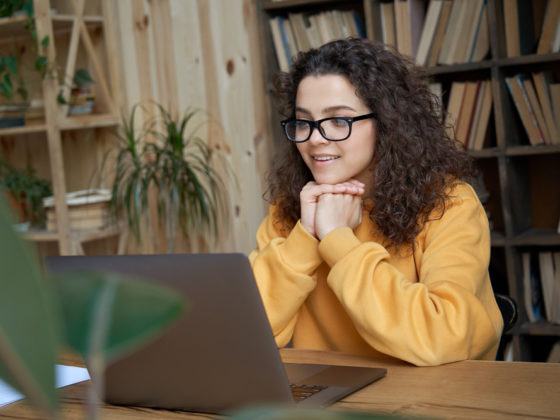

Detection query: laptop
(45, 253), (386, 414)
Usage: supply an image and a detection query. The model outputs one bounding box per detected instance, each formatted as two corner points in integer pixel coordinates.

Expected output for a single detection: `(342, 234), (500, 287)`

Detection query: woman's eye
(331, 118), (348, 127)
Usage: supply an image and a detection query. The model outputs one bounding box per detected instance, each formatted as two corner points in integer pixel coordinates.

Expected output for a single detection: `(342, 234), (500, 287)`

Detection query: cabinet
(0, 0), (122, 255)
(257, 0), (560, 361)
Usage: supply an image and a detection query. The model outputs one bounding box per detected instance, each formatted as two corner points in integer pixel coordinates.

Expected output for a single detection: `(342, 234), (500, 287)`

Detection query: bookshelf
(0, 0), (122, 255)
(257, 0), (560, 362)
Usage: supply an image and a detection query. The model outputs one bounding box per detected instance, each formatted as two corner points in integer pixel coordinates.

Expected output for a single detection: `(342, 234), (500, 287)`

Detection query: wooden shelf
(60, 113), (120, 131)
(505, 144), (560, 157)
(469, 147), (500, 159)
(263, 0), (361, 11)
(0, 124), (47, 136)
(258, 0), (560, 362)
(510, 229), (560, 247)
(519, 322), (560, 336)
(491, 231), (506, 246)
(426, 60), (493, 76)
(22, 223), (120, 243)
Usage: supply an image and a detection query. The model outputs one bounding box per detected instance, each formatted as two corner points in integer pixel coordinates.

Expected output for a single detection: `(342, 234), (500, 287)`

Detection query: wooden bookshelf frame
(257, 0), (560, 361)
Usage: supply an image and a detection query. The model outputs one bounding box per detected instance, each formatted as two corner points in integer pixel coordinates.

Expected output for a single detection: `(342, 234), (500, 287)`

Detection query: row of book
(381, 0), (490, 66)
(268, 10), (364, 72)
(504, 0), (560, 57)
(523, 251), (560, 325)
(505, 73), (560, 146)
(438, 79), (493, 150)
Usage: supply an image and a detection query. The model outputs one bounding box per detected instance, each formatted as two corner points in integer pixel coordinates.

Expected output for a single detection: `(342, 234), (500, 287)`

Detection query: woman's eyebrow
(295, 105), (358, 116)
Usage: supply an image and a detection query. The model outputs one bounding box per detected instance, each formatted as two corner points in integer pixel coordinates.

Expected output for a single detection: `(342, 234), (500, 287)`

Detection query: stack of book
(0, 104), (27, 129)
(522, 251), (560, 325)
(441, 79), (494, 150)
(505, 72), (560, 146)
(379, 0), (490, 66)
(269, 10), (364, 71)
(43, 189), (112, 231)
(504, 0), (560, 57)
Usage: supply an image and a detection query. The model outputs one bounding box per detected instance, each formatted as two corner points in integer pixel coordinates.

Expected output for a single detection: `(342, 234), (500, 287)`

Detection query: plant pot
(3, 190), (27, 223)
(68, 87), (95, 115)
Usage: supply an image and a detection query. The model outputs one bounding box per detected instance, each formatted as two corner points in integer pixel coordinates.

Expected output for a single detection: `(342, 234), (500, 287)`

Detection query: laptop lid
(45, 253), (386, 413)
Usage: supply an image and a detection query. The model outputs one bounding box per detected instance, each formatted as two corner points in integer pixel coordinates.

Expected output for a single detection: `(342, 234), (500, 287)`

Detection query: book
(532, 72), (560, 144)
(455, 0), (485, 64)
(552, 16), (560, 52)
(438, 0), (468, 65)
(282, 18), (298, 66)
(445, 81), (466, 139)
(547, 341), (560, 363)
(427, 0), (452, 67)
(522, 252), (544, 323)
(466, 1), (489, 62)
(269, 17), (289, 71)
(504, 0), (521, 57)
(505, 75), (545, 145)
(537, 0), (560, 54)
(394, 0), (426, 58)
(522, 77), (551, 143)
(416, 0), (444, 66)
(380, 0), (397, 49)
(550, 83), (560, 125)
(539, 252), (560, 324)
(288, 13), (310, 53)
(468, 80), (493, 150)
(455, 80), (481, 147)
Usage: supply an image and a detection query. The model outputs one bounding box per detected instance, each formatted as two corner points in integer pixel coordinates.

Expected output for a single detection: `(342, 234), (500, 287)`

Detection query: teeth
(314, 156), (338, 161)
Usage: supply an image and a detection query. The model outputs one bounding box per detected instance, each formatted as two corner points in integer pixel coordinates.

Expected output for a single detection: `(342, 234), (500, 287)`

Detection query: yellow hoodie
(249, 182), (503, 366)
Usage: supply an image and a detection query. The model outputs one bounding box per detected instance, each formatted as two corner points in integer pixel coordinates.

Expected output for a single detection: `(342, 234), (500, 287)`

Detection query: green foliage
(0, 1), (48, 102)
(0, 163), (51, 225)
(73, 68), (94, 87)
(0, 193), (186, 418)
(108, 102), (233, 252)
(0, 55), (27, 101)
(0, 0), (32, 18)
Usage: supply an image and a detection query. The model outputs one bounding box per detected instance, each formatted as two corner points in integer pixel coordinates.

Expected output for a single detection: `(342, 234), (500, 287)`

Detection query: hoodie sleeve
(318, 184), (503, 366)
(248, 206), (323, 347)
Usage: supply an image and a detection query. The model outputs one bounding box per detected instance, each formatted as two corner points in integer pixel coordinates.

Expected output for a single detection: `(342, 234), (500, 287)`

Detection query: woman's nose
(308, 126), (329, 145)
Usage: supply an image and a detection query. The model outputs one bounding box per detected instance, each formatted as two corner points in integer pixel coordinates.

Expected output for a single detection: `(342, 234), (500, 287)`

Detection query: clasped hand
(300, 180), (365, 240)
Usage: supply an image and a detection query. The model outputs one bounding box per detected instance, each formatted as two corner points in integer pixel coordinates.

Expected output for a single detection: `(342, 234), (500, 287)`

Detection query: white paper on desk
(0, 365), (90, 407)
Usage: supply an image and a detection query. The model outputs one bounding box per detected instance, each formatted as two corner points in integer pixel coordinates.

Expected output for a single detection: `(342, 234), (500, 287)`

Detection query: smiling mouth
(313, 156), (340, 161)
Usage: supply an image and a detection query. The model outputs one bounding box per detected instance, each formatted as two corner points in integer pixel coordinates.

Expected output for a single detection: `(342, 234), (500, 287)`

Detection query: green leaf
(0, 194), (60, 418)
(40, 35), (49, 48)
(51, 270), (186, 363)
(73, 68), (94, 87)
(34, 56), (48, 75)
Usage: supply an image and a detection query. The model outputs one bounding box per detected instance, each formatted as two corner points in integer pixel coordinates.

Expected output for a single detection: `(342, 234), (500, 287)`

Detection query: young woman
(249, 38), (503, 366)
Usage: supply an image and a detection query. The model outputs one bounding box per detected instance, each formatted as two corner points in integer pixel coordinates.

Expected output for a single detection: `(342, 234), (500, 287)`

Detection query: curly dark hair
(265, 38), (474, 249)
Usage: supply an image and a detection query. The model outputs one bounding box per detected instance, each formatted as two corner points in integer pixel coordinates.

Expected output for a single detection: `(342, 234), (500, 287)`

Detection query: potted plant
(0, 0), (49, 127)
(66, 68), (95, 115)
(0, 162), (52, 228)
(108, 102), (232, 253)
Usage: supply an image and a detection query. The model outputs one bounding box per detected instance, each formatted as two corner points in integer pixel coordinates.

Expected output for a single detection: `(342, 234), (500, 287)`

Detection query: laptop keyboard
(289, 383), (328, 402)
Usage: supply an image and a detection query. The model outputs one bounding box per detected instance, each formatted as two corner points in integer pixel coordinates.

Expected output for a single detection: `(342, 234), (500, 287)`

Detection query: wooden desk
(2, 349), (559, 419)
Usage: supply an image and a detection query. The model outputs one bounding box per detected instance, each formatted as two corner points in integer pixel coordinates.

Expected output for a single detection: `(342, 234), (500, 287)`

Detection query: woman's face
(295, 74), (376, 187)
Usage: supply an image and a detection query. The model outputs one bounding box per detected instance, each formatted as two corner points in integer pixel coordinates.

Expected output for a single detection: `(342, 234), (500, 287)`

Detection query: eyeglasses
(280, 112), (376, 143)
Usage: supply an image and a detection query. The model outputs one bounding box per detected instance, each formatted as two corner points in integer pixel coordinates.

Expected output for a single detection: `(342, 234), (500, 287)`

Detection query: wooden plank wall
(111, 0), (273, 255)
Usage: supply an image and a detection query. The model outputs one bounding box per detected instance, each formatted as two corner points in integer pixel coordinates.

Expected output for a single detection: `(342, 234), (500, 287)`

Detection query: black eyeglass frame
(280, 112), (377, 143)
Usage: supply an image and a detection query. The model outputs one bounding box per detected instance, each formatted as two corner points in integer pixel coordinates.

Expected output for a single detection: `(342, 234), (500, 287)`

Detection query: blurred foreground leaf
(51, 270), (186, 362)
(0, 194), (60, 417)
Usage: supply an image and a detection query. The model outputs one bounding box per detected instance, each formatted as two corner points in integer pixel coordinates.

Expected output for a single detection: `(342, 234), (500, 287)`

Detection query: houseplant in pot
(108, 102), (233, 253)
(0, 161), (51, 228)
